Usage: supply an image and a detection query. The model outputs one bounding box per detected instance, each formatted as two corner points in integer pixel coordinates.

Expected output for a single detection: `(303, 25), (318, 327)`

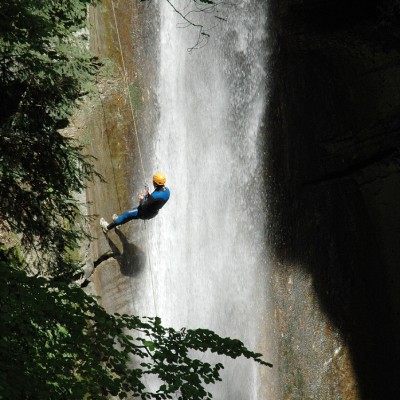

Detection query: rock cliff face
(268, 0), (400, 398)
(83, 0), (157, 315)
(84, 1), (400, 398)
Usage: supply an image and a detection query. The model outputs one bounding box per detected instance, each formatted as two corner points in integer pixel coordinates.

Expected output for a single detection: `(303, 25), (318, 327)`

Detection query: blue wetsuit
(108, 186), (170, 229)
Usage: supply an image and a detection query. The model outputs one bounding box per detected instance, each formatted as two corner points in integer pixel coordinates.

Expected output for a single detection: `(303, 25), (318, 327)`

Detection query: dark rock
(268, 0), (400, 398)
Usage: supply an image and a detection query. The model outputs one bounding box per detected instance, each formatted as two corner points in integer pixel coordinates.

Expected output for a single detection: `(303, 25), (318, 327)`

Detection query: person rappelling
(100, 172), (170, 233)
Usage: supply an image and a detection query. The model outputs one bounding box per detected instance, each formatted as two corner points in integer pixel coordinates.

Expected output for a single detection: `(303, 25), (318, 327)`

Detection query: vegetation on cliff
(0, 0), (100, 278)
(0, 1), (270, 398)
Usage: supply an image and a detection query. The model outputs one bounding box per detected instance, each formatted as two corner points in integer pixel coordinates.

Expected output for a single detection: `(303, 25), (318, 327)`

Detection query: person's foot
(112, 214), (120, 230)
(100, 218), (109, 233)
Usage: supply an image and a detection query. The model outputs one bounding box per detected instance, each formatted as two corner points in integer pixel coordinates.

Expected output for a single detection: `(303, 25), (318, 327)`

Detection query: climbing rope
(143, 221), (158, 315)
(110, 0), (147, 187)
(110, 0), (158, 316)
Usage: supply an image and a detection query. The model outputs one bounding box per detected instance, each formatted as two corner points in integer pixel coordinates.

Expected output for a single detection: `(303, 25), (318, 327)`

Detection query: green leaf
(143, 340), (156, 351)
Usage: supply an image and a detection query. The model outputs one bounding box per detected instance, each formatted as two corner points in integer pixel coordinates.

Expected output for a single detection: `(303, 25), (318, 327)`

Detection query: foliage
(0, 246), (271, 400)
(0, 0), (101, 277)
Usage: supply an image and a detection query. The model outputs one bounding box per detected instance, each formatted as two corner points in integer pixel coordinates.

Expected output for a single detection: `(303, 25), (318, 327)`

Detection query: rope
(101, 110), (123, 213)
(110, 0), (158, 317)
(144, 221), (158, 315)
(110, 0), (147, 186)
(92, 13), (123, 214)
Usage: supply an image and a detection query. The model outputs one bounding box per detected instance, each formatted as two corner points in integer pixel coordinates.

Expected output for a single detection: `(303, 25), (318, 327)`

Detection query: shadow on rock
(267, 0), (400, 397)
(106, 230), (146, 277)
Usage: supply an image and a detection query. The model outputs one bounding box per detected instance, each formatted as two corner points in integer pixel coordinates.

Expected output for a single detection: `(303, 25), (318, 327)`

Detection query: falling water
(142, 1), (273, 398)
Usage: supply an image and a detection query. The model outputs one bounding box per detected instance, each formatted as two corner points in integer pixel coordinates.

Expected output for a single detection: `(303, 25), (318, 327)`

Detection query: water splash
(145, 1), (274, 397)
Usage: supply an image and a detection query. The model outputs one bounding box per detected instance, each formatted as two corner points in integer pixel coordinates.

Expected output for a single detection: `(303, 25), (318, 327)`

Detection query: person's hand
(138, 194), (144, 200)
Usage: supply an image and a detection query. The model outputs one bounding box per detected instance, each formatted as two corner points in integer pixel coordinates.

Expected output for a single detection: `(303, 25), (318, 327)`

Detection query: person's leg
(107, 208), (139, 230)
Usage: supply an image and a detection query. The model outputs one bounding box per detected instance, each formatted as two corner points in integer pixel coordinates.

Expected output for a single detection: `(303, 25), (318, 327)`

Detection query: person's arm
(138, 194), (164, 213)
(138, 188), (150, 205)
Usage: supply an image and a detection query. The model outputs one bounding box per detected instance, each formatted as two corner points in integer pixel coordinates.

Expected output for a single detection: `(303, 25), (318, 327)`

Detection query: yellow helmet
(153, 172), (166, 186)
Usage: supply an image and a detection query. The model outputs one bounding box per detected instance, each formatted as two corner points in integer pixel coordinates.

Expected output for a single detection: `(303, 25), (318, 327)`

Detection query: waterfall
(142, 1), (274, 397)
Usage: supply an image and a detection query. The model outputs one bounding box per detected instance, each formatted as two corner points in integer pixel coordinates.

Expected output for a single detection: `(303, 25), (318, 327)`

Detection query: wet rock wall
(82, 0), (400, 398)
(267, 0), (400, 398)
(83, 0), (157, 314)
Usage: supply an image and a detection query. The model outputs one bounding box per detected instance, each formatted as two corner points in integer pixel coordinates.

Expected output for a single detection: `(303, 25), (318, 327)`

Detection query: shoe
(100, 218), (109, 233)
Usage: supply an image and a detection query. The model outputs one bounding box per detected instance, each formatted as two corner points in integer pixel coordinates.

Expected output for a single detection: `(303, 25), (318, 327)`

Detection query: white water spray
(143, 1), (274, 398)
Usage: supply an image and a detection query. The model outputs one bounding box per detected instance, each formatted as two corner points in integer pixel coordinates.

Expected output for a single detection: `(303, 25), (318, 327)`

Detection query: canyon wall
(83, 0), (156, 314)
(268, 1), (400, 398)
(82, 1), (400, 398)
